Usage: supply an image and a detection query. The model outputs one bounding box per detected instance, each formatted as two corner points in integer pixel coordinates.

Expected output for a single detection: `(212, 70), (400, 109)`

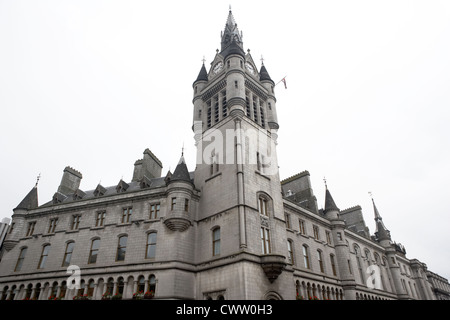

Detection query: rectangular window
(330, 255), (337, 276)
(121, 207), (132, 223)
(88, 239), (100, 264)
(38, 245), (51, 269)
(116, 236), (128, 261)
(258, 198), (268, 216)
(26, 222), (36, 237)
(146, 233), (157, 259)
(299, 220), (306, 235)
(15, 247), (27, 271)
(313, 225), (320, 240)
(318, 251), (324, 273)
(71, 215), (81, 230)
(287, 240), (294, 264)
(337, 232), (342, 241)
(48, 218), (58, 234)
(62, 242), (75, 267)
(95, 211), (106, 227)
(285, 214), (291, 229)
(326, 231), (332, 245)
(149, 203), (160, 219)
(213, 228), (221, 256)
(348, 259), (353, 274)
(171, 198), (176, 210)
(302, 246), (310, 269)
(261, 227), (271, 254)
(184, 199), (189, 212)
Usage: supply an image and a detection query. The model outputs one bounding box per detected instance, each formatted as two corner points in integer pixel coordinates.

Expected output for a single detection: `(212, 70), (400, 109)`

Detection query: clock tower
(192, 9), (288, 294)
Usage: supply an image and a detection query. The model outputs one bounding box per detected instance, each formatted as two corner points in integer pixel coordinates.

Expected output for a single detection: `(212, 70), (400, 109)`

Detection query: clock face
(245, 62), (254, 74)
(213, 62), (223, 74)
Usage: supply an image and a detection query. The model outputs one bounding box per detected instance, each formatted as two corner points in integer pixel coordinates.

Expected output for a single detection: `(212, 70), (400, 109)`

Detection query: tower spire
(370, 193), (391, 241)
(221, 8), (244, 54)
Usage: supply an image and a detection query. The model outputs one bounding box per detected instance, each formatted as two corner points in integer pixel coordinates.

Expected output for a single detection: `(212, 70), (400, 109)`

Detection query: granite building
(0, 9), (448, 301)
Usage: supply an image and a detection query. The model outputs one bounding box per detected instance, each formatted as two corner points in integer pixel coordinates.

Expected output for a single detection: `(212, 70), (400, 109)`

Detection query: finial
(229, 4), (232, 12)
(35, 173), (41, 187)
(202, 56), (206, 64)
(182, 142), (185, 156)
(260, 55), (265, 66)
(323, 176), (327, 189)
(368, 191), (373, 199)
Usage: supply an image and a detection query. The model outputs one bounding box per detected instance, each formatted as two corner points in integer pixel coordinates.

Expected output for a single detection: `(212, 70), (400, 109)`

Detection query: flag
(281, 77), (287, 89)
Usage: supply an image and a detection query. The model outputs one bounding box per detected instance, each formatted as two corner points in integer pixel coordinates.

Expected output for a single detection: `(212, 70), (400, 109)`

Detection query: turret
(163, 153), (194, 232)
(3, 181), (39, 251)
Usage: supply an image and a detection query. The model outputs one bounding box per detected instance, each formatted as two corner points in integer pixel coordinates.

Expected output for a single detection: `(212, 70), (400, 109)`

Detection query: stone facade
(0, 9), (448, 301)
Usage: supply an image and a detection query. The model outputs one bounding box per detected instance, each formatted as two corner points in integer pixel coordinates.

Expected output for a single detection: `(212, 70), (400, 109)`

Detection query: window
(337, 232), (342, 241)
(48, 218), (58, 233)
(285, 214), (291, 229)
(287, 240), (294, 264)
(137, 276), (145, 293)
(62, 242), (75, 267)
(302, 245), (310, 269)
(213, 228), (221, 256)
(299, 220), (306, 235)
(149, 203), (160, 219)
(245, 92), (251, 117)
(252, 96), (258, 121)
(207, 105), (212, 128)
(258, 197), (268, 216)
(116, 235), (128, 261)
(313, 225), (320, 240)
(121, 207), (132, 223)
(15, 247), (27, 271)
(317, 250), (324, 273)
(95, 211), (106, 227)
(88, 239), (100, 264)
(146, 232), (157, 259)
(184, 199), (189, 212)
(171, 198), (176, 210)
(222, 90), (227, 117)
(38, 244), (51, 269)
(348, 259), (353, 274)
(326, 231), (332, 245)
(261, 227), (271, 254)
(330, 254), (337, 276)
(149, 275), (156, 293)
(260, 106), (265, 128)
(26, 221), (36, 237)
(214, 97), (219, 123)
(71, 215), (81, 230)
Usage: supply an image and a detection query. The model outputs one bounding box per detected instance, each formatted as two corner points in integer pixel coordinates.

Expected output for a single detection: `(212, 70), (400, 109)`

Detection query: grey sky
(1, 0), (449, 280)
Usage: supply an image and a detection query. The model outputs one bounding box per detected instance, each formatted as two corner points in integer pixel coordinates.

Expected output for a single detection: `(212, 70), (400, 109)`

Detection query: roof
(194, 63), (208, 83)
(170, 155), (193, 184)
(259, 65), (274, 83)
(14, 186), (38, 211)
(324, 188), (340, 213)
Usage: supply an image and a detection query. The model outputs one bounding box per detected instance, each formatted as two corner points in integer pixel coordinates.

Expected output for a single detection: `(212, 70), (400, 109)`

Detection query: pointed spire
(220, 8), (245, 58)
(370, 193), (391, 241)
(14, 184), (39, 211)
(170, 153), (192, 184)
(194, 61), (208, 83)
(259, 64), (274, 84)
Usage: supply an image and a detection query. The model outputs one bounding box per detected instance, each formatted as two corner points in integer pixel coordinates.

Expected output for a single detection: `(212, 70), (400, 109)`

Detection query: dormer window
(94, 184), (106, 197)
(116, 180), (129, 193)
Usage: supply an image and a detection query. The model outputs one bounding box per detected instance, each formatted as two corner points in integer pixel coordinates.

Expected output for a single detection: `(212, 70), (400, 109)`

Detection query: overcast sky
(1, 0), (449, 281)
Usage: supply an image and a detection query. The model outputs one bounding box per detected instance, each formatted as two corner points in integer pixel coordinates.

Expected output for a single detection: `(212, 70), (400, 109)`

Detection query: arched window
(317, 250), (324, 273)
(212, 227), (221, 256)
(87, 279), (95, 297)
(287, 240), (294, 264)
(88, 239), (100, 264)
(146, 232), (157, 259)
(258, 197), (268, 216)
(38, 244), (51, 269)
(117, 277), (125, 295)
(149, 275), (156, 293)
(15, 247), (27, 272)
(62, 241), (75, 267)
(116, 235), (128, 261)
(105, 278), (114, 296)
(302, 245), (310, 269)
(330, 254), (337, 276)
(137, 276), (145, 293)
